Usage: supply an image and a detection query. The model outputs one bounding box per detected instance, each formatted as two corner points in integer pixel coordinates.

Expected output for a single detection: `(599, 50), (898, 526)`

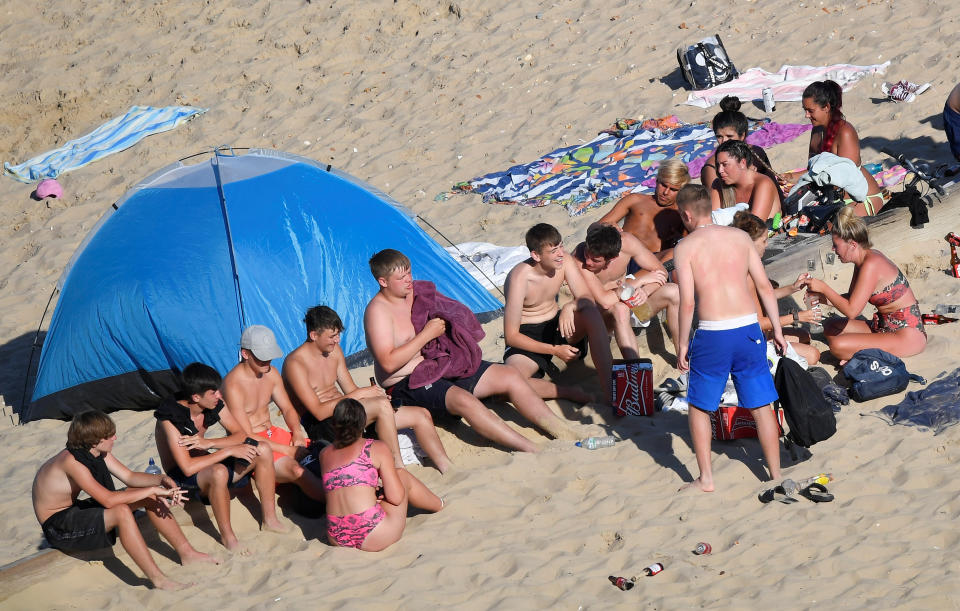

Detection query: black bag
(676, 35), (739, 90)
(774, 358), (837, 447)
(842, 348), (925, 402)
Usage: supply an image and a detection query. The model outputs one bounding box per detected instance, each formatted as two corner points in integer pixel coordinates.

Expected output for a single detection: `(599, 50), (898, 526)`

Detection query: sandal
(798, 482), (834, 503)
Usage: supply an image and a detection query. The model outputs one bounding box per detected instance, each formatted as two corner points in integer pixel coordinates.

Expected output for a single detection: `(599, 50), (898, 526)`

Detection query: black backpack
(774, 358), (837, 447)
(676, 35), (739, 90)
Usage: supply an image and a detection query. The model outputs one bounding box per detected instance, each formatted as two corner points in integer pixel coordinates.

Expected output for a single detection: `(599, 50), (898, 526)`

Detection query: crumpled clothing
(408, 280), (484, 389)
(789, 152), (869, 202)
(876, 369), (960, 434)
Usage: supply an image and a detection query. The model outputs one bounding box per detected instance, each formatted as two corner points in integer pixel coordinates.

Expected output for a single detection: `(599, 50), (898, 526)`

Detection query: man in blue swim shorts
(944, 82), (960, 162)
(673, 185), (787, 492)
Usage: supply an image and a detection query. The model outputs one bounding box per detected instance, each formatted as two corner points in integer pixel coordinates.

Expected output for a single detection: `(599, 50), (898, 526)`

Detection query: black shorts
(386, 361), (493, 414)
(503, 312), (587, 379)
(41, 498), (116, 552)
(168, 457), (252, 504)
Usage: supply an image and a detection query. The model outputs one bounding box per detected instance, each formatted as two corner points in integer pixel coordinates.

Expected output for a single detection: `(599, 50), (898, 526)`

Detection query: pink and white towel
(684, 62), (890, 109)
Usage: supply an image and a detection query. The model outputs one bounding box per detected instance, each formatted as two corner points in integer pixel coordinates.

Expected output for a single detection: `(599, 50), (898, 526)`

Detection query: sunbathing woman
(700, 96), (783, 200)
(709, 140), (781, 221)
(801, 206), (926, 362)
(731, 211), (821, 366)
(320, 398), (443, 551)
(783, 80), (884, 216)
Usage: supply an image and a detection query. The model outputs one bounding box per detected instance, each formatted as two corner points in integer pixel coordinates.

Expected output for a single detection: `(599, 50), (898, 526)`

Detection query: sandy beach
(1, 1), (959, 608)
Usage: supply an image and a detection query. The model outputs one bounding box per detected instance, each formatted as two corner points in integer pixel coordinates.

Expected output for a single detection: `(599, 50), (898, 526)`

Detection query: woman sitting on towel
(700, 96), (783, 200)
(709, 140), (781, 222)
(783, 80), (885, 216)
(801, 206), (925, 362)
(320, 398), (443, 551)
(731, 211), (821, 366)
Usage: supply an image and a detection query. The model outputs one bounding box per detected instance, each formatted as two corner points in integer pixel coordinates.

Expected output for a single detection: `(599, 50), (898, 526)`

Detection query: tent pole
(20, 287), (58, 423)
(416, 214), (506, 300)
(211, 147), (248, 332)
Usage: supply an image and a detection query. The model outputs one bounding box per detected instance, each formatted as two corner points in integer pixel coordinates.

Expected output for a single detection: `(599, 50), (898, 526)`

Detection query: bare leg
(750, 405), (782, 481)
(135, 498), (219, 566)
(473, 364), (578, 440)
(394, 406), (452, 473)
(445, 386), (540, 452)
(197, 464), (246, 554)
(250, 445), (288, 533)
(274, 456), (325, 501)
(397, 468), (443, 511)
(645, 282), (680, 354)
(362, 396), (405, 468)
(680, 406), (715, 492)
(603, 302), (640, 360)
(104, 504), (190, 590)
(572, 299), (613, 395)
(504, 354), (592, 403)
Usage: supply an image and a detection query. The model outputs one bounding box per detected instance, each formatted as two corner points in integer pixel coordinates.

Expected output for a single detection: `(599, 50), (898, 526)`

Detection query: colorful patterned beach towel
(4, 105), (207, 183)
(451, 117), (811, 216)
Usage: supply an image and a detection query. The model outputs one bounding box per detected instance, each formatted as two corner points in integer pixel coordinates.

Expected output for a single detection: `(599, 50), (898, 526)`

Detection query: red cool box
(710, 405), (784, 441)
(611, 358), (654, 416)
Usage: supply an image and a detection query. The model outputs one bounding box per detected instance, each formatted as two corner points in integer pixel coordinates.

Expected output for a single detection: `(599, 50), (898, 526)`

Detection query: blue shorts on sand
(687, 319), (778, 411)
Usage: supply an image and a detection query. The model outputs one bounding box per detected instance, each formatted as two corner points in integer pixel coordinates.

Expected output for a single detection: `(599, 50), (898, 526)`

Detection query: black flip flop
(758, 484), (799, 504)
(798, 482), (834, 503)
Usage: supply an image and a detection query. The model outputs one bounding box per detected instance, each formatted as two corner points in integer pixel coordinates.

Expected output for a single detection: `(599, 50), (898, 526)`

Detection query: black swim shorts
(41, 498), (116, 552)
(386, 361), (493, 414)
(502, 312), (587, 379)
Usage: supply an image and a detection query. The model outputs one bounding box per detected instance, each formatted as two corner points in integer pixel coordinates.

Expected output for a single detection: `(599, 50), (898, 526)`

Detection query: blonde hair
(657, 159), (691, 188)
(832, 205), (871, 248)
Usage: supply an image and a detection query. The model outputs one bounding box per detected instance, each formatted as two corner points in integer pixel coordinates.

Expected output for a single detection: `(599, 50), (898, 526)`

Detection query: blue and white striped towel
(4, 105), (207, 183)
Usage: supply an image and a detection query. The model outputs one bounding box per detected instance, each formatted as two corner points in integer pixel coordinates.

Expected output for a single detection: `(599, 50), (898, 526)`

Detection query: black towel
(67, 447), (115, 495)
(154, 396), (222, 435)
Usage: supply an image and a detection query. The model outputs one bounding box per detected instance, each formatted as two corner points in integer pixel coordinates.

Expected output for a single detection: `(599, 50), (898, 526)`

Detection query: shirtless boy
(503, 223), (613, 401)
(220, 325), (324, 501)
(155, 362), (288, 553)
(673, 184), (786, 492)
(365, 249), (575, 453)
(283, 305), (452, 473)
(572, 223), (680, 357)
(34, 410), (215, 590)
(598, 159), (690, 265)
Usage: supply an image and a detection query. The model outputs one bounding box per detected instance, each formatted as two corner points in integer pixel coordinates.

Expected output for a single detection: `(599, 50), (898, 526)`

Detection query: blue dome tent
(25, 148), (502, 422)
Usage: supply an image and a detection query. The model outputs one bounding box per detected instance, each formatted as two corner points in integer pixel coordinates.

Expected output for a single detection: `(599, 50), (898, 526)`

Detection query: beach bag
(842, 348), (925, 402)
(774, 358), (837, 447)
(610, 358), (653, 416)
(676, 34), (739, 90)
(710, 405), (784, 441)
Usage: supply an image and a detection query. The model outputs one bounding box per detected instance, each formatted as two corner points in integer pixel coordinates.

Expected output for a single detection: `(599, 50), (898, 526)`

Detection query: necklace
(696, 223), (714, 229)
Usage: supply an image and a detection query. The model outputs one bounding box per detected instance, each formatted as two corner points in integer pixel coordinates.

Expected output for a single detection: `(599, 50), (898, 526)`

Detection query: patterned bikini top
(869, 269), (910, 307)
(322, 439), (378, 492)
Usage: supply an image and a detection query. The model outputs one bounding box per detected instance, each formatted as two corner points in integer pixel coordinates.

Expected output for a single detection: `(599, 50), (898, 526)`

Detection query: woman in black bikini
(801, 206), (926, 362)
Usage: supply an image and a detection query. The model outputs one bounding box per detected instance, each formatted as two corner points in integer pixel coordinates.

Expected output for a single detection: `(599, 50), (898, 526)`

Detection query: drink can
(643, 562), (664, 576)
(693, 542), (712, 555)
(762, 87), (775, 112)
(609, 575), (635, 590)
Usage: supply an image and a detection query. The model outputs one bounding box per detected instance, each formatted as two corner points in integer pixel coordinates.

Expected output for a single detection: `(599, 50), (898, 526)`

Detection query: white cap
(240, 325), (283, 361)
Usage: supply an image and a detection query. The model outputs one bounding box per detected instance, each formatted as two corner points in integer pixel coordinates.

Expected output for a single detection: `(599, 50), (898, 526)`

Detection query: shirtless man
(710, 141), (780, 221)
(598, 159), (690, 265)
(365, 249), (575, 453)
(673, 184), (786, 492)
(945, 82), (960, 162)
(283, 305), (452, 473)
(220, 325), (324, 501)
(33, 411), (214, 590)
(155, 362), (288, 553)
(503, 223), (613, 401)
(572, 223), (680, 357)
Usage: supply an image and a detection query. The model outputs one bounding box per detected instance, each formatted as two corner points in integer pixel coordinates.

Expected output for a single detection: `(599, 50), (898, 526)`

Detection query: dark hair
(712, 96), (748, 137)
(305, 305), (343, 336)
(525, 223), (562, 252)
(731, 210), (767, 241)
(803, 80), (845, 153)
(66, 410), (116, 450)
(369, 249), (410, 281)
(584, 223), (622, 260)
(331, 398), (366, 448)
(179, 362), (222, 400)
(676, 184), (711, 217)
(716, 139), (754, 166)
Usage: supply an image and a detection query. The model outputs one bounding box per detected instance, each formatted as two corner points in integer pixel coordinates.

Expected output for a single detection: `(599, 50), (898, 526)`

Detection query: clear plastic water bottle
(145, 457), (162, 475)
(575, 436), (616, 450)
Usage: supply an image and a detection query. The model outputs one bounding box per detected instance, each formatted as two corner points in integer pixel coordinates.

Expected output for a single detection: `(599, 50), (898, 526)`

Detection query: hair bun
(719, 96), (742, 112)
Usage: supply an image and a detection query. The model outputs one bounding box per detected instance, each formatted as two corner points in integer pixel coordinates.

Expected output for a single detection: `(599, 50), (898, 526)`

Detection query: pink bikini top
(322, 439), (378, 492)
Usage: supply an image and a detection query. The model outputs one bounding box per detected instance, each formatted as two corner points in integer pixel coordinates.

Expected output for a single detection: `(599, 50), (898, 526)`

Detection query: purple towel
(408, 280), (484, 389)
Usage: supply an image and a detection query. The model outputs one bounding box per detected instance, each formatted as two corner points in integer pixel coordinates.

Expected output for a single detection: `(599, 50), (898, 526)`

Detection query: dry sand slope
(1, 0), (959, 608)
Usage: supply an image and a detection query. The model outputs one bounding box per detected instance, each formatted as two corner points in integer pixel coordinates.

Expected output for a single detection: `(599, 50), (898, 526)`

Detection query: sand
(1, 0), (959, 608)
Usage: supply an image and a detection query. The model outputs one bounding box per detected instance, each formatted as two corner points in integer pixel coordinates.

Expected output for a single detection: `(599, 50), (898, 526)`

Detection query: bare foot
(151, 575), (194, 591)
(678, 477), (715, 493)
(180, 548), (221, 566)
(559, 385), (593, 405)
(262, 518), (290, 534)
(433, 458), (453, 474)
(224, 536), (252, 556)
(541, 420), (580, 441)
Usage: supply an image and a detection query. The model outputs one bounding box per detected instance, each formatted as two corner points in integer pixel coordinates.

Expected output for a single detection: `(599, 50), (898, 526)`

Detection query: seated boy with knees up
(155, 362), (288, 553)
(33, 410), (217, 590)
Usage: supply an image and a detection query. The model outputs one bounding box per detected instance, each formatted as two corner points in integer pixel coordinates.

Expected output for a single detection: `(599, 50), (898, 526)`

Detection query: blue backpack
(842, 349), (925, 402)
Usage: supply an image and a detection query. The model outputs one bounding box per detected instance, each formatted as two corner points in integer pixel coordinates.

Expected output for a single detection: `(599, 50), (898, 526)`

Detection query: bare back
(32, 451), (83, 523)
(675, 225), (759, 321)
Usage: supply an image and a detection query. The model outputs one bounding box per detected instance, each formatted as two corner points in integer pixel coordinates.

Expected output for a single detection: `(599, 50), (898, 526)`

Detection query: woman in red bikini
(320, 398), (443, 551)
(802, 206), (926, 362)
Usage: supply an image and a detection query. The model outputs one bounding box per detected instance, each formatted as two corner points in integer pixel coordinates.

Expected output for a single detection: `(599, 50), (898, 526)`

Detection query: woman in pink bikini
(320, 398), (443, 551)
(802, 206), (926, 362)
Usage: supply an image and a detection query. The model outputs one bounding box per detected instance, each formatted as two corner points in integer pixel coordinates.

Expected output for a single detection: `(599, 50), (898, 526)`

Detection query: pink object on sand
(35, 178), (63, 199)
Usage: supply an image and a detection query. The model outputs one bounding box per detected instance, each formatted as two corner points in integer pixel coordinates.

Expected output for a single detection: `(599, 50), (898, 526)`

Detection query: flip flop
(758, 484), (799, 504)
(798, 482), (834, 503)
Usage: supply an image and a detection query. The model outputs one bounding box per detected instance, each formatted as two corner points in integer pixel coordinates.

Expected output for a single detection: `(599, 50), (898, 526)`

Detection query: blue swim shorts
(687, 314), (778, 412)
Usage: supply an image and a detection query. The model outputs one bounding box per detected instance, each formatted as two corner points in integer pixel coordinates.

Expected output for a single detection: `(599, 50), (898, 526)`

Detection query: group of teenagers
(31, 80), (931, 589)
